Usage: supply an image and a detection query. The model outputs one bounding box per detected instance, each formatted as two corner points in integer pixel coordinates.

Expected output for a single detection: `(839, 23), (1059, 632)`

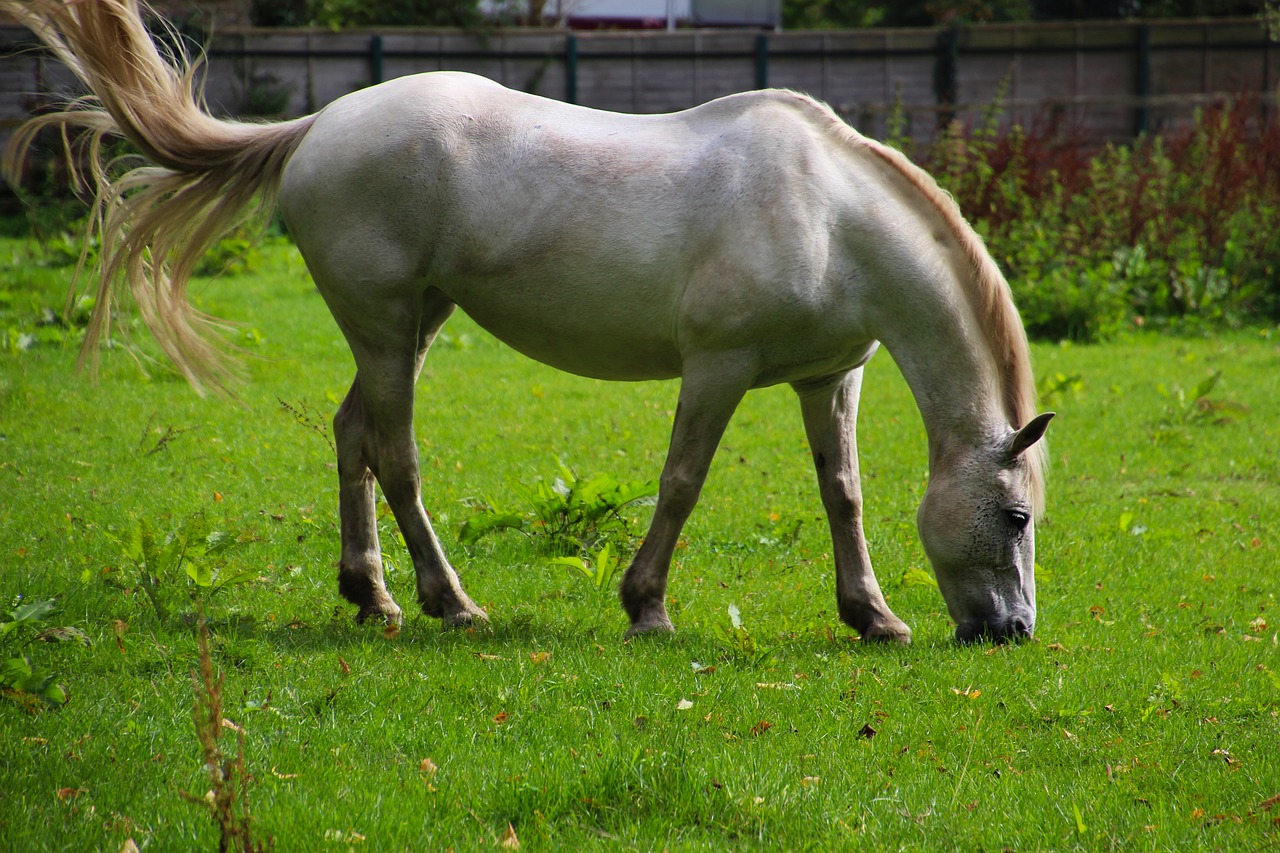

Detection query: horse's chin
(954, 616), (1034, 645)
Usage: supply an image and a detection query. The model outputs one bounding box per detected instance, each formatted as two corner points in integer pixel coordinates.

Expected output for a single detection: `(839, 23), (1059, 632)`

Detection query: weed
(459, 461), (657, 555)
(1036, 371), (1083, 409)
(276, 397), (335, 453)
(138, 413), (194, 456)
(1152, 370), (1250, 443)
(717, 604), (772, 665)
(180, 612), (272, 852)
(103, 513), (253, 622)
(0, 595), (80, 707)
(548, 541), (622, 596)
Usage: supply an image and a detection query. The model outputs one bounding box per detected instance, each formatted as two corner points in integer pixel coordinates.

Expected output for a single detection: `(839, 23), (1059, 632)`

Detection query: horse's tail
(2, 0), (316, 393)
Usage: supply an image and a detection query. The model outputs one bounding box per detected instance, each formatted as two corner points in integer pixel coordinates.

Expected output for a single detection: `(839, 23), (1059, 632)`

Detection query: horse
(3, 0), (1052, 644)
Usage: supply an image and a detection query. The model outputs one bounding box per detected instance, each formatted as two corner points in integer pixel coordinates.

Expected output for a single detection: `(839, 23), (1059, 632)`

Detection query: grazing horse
(3, 0), (1052, 643)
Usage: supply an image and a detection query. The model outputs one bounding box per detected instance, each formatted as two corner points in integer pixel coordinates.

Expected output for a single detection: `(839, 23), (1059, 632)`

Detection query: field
(1, 236), (1278, 850)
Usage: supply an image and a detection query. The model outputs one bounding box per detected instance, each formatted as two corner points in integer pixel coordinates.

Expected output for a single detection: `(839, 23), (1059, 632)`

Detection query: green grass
(1, 235), (1277, 850)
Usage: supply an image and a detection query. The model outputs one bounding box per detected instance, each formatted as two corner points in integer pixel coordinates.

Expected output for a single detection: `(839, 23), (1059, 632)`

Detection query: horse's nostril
(1010, 617), (1032, 637)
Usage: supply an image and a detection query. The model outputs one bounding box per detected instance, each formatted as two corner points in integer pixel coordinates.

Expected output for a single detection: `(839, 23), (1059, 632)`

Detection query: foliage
(785, 0), (1032, 29)
(103, 513), (253, 623)
(914, 94), (1280, 340)
(459, 461), (658, 555)
(717, 603), (772, 664)
(0, 596), (82, 707)
(547, 541), (622, 595)
(782, 0), (1260, 28)
(179, 614), (272, 852)
(1150, 369), (1250, 444)
(308, 0), (482, 28)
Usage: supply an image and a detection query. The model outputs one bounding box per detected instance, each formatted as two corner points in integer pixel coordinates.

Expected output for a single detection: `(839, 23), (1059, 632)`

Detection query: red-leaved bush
(909, 94), (1280, 340)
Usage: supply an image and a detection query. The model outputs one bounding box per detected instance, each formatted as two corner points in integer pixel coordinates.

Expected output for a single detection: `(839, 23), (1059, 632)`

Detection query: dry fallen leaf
(119, 840), (140, 853)
(338, 656), (351, 675)
(749, 720), (773, 736)
(859, 723), (877, 739)
(676, 699), (694, 710)
(493, 712), (509, 724)
(383, 624), (401, 640)
(499, 822), (520, 849)
(528, 652), (551, 664)
(420, 758), (438, 777)
(55, 787), (84, 802)
(221, 718), (242, 733)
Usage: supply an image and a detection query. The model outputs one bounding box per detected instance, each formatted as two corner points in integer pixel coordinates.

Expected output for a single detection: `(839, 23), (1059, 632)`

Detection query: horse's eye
(1005, 509), (1030, 530)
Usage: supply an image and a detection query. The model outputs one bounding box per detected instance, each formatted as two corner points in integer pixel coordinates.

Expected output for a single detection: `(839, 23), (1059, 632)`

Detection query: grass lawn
(1, 236), (1277, 850)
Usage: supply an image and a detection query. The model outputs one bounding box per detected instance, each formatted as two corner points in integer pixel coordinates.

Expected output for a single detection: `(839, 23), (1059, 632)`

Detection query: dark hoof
(422, 591), (489, 627)
(624, 607), (674, 638)
(860, 616), (912, 645)
(441, 601), (489, 628)
(355, 602), (403, 626)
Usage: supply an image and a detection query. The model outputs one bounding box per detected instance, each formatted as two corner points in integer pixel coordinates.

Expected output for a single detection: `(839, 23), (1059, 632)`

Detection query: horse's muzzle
(955, 615), (1034, 644)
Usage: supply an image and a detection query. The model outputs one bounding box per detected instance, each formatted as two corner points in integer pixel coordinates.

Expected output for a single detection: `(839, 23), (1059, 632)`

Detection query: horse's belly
(449, 287), (683, 381)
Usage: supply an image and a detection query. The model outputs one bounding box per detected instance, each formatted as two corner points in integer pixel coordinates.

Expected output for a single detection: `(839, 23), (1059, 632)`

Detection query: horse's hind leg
(332, 288), (486, 627)
(794, 369), (911, 644)
(333, 377), (401, 625)
(619, 358), (751, 635)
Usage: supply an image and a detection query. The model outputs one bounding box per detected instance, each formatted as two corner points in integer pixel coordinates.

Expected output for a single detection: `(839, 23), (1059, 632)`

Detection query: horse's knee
(658, 468), (702, 515)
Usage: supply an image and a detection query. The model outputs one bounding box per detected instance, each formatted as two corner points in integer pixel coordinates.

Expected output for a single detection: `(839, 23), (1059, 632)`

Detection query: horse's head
(916, 413), (1054, 643)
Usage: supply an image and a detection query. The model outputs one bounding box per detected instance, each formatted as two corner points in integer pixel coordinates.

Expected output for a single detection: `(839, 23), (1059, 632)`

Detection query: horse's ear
(1002, 412), (1054, 462)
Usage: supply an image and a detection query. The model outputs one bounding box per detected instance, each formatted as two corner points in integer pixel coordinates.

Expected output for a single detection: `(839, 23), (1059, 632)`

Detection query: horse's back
(280, 72), (879, 382)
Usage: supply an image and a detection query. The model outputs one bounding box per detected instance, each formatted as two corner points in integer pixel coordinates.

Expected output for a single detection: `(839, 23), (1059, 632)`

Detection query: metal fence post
(934, 24), (959, 130)
(755, 33), (769, 89)
(565, 34), (578, 104)
(370, 34), (384, 86)
(1135, 24), (1150, 136)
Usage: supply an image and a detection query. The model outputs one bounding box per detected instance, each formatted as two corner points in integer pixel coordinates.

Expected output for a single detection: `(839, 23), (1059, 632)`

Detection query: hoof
(429, 596), (489, 628)
(861, 616), (912, 645)
(355, 602), (403, 627)
(338, 564), (401, 625)
(625, 608), (675, 638)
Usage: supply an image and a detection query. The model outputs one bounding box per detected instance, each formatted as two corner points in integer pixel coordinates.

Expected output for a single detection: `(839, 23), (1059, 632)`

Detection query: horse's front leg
(333, 377), (402, 625)
(620, 358), (750, 635)
(794, 369), (911, 644)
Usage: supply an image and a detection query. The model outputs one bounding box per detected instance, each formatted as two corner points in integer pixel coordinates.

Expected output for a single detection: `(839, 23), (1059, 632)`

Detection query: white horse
(5, 0), (1052, 643)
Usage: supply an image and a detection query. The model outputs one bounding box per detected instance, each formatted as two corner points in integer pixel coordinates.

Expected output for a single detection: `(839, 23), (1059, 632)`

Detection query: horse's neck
(876, 273), (1008, 462)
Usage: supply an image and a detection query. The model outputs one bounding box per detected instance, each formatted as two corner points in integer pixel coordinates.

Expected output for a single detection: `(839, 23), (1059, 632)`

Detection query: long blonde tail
(1, 0), (315, 392)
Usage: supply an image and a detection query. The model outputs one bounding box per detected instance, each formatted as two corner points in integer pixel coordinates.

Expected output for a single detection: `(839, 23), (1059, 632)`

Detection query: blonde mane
(794, 95), (1047, 514)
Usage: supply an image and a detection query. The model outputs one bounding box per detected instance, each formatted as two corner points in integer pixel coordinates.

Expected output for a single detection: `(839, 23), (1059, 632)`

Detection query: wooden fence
(2, 17), (1276, 156)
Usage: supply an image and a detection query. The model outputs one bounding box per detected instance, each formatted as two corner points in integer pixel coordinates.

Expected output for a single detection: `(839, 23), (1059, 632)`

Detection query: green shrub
(919, 94), (1280, 340)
